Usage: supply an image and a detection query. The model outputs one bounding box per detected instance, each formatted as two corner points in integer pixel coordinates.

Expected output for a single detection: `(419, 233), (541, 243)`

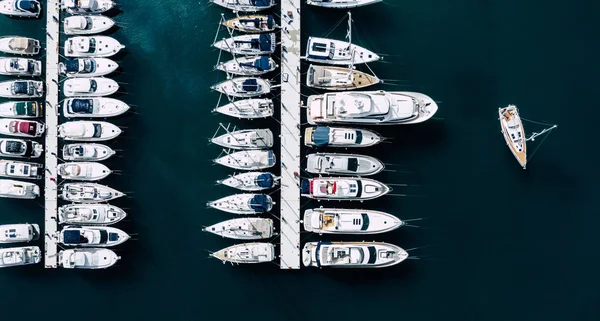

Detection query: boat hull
(305, 153), (384, 176)
(213, 98), (274, 119)
(302, 241), (408, 268)
(303, 208), (403, 234)
(203, 218), (274, 240)
(211, 243), (275, 264)
(213, 150), (276, 170)
(306, 0), (382, 8)
(59, 248), (120, 269)
(61, 183), (124, 203)
(62, 143), (115, 161)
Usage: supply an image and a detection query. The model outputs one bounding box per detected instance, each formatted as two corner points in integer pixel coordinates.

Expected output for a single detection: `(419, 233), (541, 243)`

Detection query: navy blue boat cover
(108, 232), (119, 242)
(267, 15), (274, 29)
(241, 56), (270, 71)
(250, 0), (270, 6)
(64, 60), (80, 72)
(242, 79), (259, 92)
(13, 81), (28, 94)
(70, 99), (93, 114)
(63, 230), (85, 244)
(312, 126), (330, 147)
(259, 34), (272, 51)
(250, 194), (270, 212)
(17, 0), (38, 12)
(256, 173), (273, 188)
(300, 179), (310, 194)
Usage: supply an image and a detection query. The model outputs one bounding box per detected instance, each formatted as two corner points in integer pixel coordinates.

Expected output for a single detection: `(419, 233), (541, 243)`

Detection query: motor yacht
(60, 182), (124, 203)
(58, 248), (120, 269)
(63, 78), (119, 97)
(213, 33), (275, 55)
(63, 98), (129, 118)
(301, 177), (390, 201)
(222, 15), (276, 33)
(0, 246), (40, 268)
(0, 0), (41, 17)
(0, 58), (41, 76)
(58, 162), (111, 181)
(213, 98), (273, 119)
(58, 121), (122, 141)
(59, 58), (118, 77)
(0, 223), (39, 243)
(59, 204), (127, 225)
(211, 77), (271, 98)
(64, 15), (115, 35)
(306, 153), (384, 176)
(213, 150), (276, 170)
(64, 36), (124, 58)
(0, 36), (40, 55)
(62, 143), (115, 161)
(203, 218), (274, 240)
(303, 208), (403, 234)
(215, 56), (277, 76)
(304, 126), (382, 148)
(302, 241), (408, 268)
(208, 193), (274, 215)
(211, 128), (273, 150)
(0, 119), (44, 137)
(217, 172), (278, 191)
(306, 64), (379, 90)
(0, 179), (39, 199)
(306, 0), (382, 8)
(0, 101), (41, 118)
(0, 80), (43, 98)
(209, 0), (274, 12)
(211, 243), (275, 264)
(0, 138), (42, 158)
(0, 160), (42, 179)
(62, 0), (115, 14)
(59, 226), (130, 247)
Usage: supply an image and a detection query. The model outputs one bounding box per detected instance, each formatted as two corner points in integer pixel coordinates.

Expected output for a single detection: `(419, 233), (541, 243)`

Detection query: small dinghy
(222, 15), (276, 33)
(0, 160), (42, 179)
(0, 58), (41, 76)
(217, 172), (278, 191)
(213, 98), (274, 119)
(63, 98), (129, 118)
(58, 162), (111, 181)
(208, 193), (274, 215)
(59, 58), (118, 78)
(0, 223), (39, 243)
(0, 80), (43, 98)
(64, 15), (115, 35)
(59, 248), (120, 269)
(306, 64), (380, 91)
(204, 218), (274, 240)
(211, 77), (271, 98)
(59, 226), (130, 247)
(0, 36), (40, 55)
(304, 126), (383, 148)
(63, 78), (119, 97)
(59, 204), (126, 225)
(302, 241), (407, 268)
(213, 33), (276, 55)
(301, 177), (391, 201)
(209, 0), (275, 12)
(215, 56), (277, 76)
(211, 243), (275, 264)
(0, 0), (41, 17)
(303, 208), (404, 235)
(60, 182), (124, 203)
(0, 138), (42, 158)
(0, 179), (39, 199)
(62, 0), (115, 14)
(306, 153), (384, 176)
(307, 0), (382, 8)
(0, 246), (40, 268)
(58, 121), (122, 141)
(211, 128), (273, 150)
(0, 101), (41, 118)
(64, 36), (124, 58)
(0, 119), (44, 137)
(214, 150), (276, 170)
(63, 143), (115, 161)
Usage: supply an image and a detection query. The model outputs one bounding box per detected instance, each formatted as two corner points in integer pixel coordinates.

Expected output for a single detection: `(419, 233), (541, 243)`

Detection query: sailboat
(498, 105), (557, 169)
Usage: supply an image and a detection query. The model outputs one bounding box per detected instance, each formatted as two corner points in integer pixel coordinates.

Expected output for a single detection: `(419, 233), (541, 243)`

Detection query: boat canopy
(16, 0), (39, 13)
(15, 102), (37, 116)
(346, 158), (358, 172)
(70, 99), (94, 114)
(300, 179), (310, 194)
(10, 121), (37, 135)
(62, 230), (87, 244)
(255, 173), (273, 188)
(250, 0), (270, 5)
(4, 141), (25, 153)
(312, 126), (330, 147)
(242, 79), (259, 92)
(314, 241), (331, 267)
(12, 82), (30, 95)
(240, 56), (271, 71)
(9, 38), (30, 51)
(258, 34), (272, 51)
(250, 194), (270, 212)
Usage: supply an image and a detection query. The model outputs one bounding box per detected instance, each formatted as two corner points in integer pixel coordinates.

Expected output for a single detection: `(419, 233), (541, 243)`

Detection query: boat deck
(43, 1), (59, 268)
(279, 0), (301, 269)
(309, 65), (379, 89)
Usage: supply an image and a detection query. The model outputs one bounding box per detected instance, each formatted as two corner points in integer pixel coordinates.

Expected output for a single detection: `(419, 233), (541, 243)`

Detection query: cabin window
(312, 43), (327, 53)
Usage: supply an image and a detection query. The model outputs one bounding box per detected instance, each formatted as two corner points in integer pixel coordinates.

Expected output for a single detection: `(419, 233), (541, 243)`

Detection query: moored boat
(62, 0), (115, 14)
(0, 0), (41, 17)
(208, 193), (273, 215)
(62, 143), (115, 161)
(213, 33), (275, 55)
(59, 58), (119, 77)
(58, 162), (111, 181)
(64, 36), (124, 58)
(0, 138), (42, 158)
(306, 65), (379, 91)
(304, 126), (383, 148)
(300, 177), (390, 201)
(211, 128), (273, 150)
(59, 204), (127, 225)
(306, 153), (384, 176)
(60, 182), (124, 203)
(215, 56), (277, 76)
(0, 119), (44, 137)
(63, 98), (129, 118)
(0, 246), (40, 268)
(64, 15), (115, 35)
(211, 242), (275, 264)
(0, 36), (40, 55)
(0, 223), (39, 243)
(222, 15), (276, 33)
(0, 80), (43, 98)
(302, 241), (408, 268)
(59, 225), (130, 247)
(0, 179), (39, 199)
(58, 121), (122, 141)
(203, 218), (274, 240)
(306, 0), (382, 8)
(58, 248), (120, 269)
(0, 58), (41, 76)
(303, 208), (403, 234)
(211, 77), (271, 98)
(217, 171), (278, 191)
(213, 98), (274, 119)
(0, 101), (41, 118)
(209, 0), (275, 13)
(0, 160), (42, 179)
(213, 150), (276, 170)
(63, 77), (119, 97)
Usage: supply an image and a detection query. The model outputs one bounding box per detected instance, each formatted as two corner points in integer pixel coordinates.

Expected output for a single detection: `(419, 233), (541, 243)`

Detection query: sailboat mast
(526, 124), (557, 142)
(347, 11), (352, 49)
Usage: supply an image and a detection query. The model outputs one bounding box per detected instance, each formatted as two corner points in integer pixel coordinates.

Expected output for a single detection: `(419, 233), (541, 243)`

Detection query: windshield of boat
(86, 38), (96, 53)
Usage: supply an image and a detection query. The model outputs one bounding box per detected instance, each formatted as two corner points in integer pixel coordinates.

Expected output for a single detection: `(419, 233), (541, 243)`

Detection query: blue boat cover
(250, 0), (270, 6)
(256, 173), (273, 188)
(70, 99), (93, 114)
(254, 56), (270, 71)
(259, 34), (272, 51)
(16, 0), (38, 13)
(64, 60), (80, 72)
(267, 15), (274, 29)
(250, 194), (270, 212)
(312, 126), (330, 147)
(27, 61), (36, 73)
(13, 82), (29, 95)
(300, 179), (310, 194)
(62, 230), (85, 244)
(108, 232), (119, 242)
(242, 79), (259, 92)
(267, 150), (275, 165)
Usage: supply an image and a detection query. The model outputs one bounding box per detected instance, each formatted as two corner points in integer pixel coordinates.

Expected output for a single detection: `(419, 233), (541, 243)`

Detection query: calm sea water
(0, 1), (599, 320)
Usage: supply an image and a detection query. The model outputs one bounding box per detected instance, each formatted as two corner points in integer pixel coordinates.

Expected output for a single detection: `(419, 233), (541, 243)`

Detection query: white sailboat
(306, 64), (380, 91)
(212, 98), (274, 119)
(217, 171), (278, 191)
(306, 0), (382, 9)
(213, 150), (276, 170)
(210, 124), (273, 150)
(210, 243), (275, 264)
(215, 56), (277, 76)
(203, 218), (274, 240)
(207, 193), (274, 215)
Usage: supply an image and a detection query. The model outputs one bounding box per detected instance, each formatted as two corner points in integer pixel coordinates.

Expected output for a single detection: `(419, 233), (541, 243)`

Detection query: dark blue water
(0, 1), (599, 320)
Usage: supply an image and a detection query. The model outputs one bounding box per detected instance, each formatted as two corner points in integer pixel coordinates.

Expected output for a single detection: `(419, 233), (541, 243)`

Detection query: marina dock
(279, 0), (302, 269)
(43, 1), (60, 268)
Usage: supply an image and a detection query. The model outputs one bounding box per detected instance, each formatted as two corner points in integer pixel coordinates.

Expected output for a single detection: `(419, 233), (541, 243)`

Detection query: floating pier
(279, 0), (302, 269)
(43, 1), (60, 268)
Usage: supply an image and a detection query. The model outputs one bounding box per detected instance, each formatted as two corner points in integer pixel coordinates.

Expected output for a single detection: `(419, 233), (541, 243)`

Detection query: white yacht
(63, 98), (129, 118)
(209, 0), (275, 12)
(59, 204), (127, 225)
(63, 143), (115, 161)
(0, 223), (39, 243)
(307, 91), (438, 125)
(0, 246), (40, 268)
(304, 126), (382, 148)
(306, 64), (379, 90)
(0, 58), (41, 76)
(211, 77), (271, 98)
(59, 58), (118, 78)
(213, 150), (276, 170)
(306, 153), (384, 176)
(0, 119), (44, 137)
(303, 208), (403, 234)
(64, 15), (115, 35)
(302, 241), (408, 268)
(0, 160), (42, 179)
(213, 33), (276, 55)
(0, 0), (41, 17)
(63, 78), (119, 97)
(59, 248), (120, 269)
(211, 128), (273, 150)
(0, 101), (41, 118)
(499, 105), (527, 169)
(0, 80), (43, 98)
(213, 98), (274, 119)
(222, 15), (276, 33)
(0, 138), (42, 158)
(208, 193), (274, 215)
(301, 177), (390, 201)
(0, 179), (39, 199)
(58, 121), (122, 141)
(60, 182), (124, 203)
(62, 0), (115, 14)
(211, 243), (275, 264)
(307, 0), (382, 8)
(203, 218), (274, 240)
(0, 36), (40, 55)
(215, 56), (277, 76)
(59, 226), (130, 247)
(217, 172), (278, 191)
(58, 162), (111, 181)
(64, 36), (124, 58)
